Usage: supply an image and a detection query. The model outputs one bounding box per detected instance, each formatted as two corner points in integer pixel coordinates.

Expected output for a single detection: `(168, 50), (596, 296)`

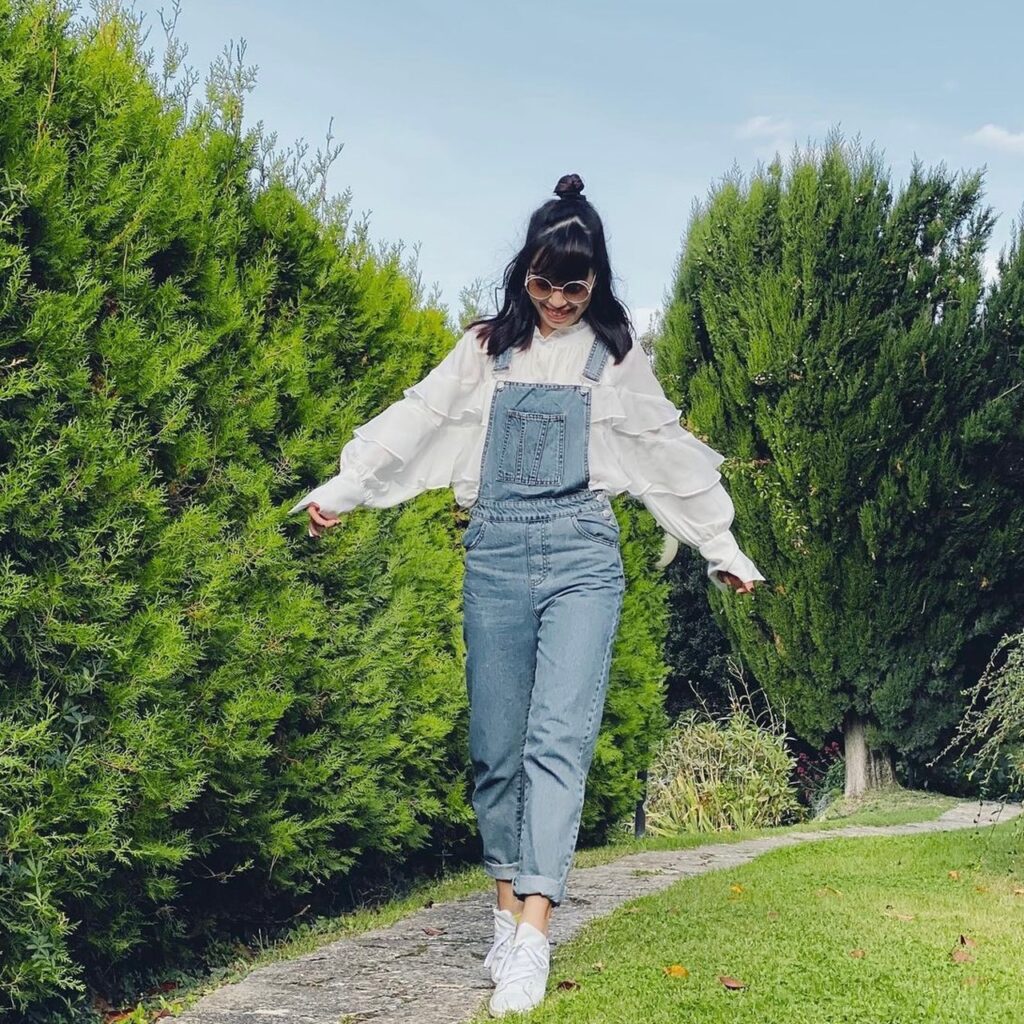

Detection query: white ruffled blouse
(288, 319), (766, 592)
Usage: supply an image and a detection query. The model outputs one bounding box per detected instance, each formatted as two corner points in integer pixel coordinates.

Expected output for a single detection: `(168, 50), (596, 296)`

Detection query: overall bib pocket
(571, 508), (620, 547)
(497, 409), (566, 487)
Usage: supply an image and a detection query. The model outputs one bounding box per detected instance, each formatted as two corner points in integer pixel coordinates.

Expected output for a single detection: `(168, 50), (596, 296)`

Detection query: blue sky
(131, 0), (1024, 334)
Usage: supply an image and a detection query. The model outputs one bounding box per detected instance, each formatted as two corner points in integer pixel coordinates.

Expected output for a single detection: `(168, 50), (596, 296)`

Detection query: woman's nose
(547, 289), (568, 308)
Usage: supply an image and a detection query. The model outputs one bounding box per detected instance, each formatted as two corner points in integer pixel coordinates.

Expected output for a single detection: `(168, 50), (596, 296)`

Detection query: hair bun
(554, 173), (586, 201)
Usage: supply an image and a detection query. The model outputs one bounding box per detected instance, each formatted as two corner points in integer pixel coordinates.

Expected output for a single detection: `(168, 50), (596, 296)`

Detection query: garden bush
(0, 4), (670, 1018)
(642, 703), (801, 835)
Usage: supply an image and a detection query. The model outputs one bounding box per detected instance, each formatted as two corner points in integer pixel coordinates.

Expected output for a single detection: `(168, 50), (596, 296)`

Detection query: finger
(309, 508), (341, 528)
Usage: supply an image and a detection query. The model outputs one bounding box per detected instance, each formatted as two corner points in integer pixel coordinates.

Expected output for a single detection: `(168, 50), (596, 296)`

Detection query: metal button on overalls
(461, 333), (626, 908)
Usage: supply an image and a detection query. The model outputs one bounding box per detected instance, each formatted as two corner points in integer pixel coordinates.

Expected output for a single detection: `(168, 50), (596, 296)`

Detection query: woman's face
(527, 265), (596, 336)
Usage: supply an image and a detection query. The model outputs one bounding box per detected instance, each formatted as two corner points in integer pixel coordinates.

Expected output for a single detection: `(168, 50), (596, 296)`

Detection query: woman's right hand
(306, 502), (343, 538)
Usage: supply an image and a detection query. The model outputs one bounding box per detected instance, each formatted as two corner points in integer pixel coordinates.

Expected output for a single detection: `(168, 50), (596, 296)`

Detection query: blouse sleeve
(287, 327), (487, 517)
(600, 345), (767, 593)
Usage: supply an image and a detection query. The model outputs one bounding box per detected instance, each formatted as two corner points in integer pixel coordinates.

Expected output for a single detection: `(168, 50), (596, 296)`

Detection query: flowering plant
(792, 740), (844, 812)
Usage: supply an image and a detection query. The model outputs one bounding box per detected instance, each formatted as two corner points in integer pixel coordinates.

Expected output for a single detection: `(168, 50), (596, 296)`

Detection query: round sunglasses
(525, 273), (595, 305)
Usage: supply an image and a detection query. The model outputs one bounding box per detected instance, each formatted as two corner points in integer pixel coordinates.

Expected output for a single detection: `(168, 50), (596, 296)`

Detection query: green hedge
(0, 4), (669, 1017)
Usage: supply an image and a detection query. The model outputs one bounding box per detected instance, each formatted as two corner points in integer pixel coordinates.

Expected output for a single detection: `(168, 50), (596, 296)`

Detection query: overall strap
(581, 336), (611, 382)
(493, 344), (514, 373)
(493, 335), (610, 378)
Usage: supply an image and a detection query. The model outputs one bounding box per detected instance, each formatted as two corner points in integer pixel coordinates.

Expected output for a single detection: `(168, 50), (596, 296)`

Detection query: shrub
(942, 628), (1024, 798)
(793, 742), (845, 813)
(642, 695), (801, 835)
(0, 5), (671, 1017)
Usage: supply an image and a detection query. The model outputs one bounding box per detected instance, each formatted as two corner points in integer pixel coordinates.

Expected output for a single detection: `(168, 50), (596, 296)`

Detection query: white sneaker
(483, 907), (519, 984)
(488, 921), (551, 1017)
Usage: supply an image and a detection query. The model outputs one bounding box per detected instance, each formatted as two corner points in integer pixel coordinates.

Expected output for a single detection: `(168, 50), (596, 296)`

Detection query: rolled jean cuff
(513, 872), (564, 906)
(483, 859), (519, 881)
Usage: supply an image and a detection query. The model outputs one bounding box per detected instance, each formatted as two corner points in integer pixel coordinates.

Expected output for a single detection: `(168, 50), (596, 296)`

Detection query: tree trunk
(843, 716), (896, 798)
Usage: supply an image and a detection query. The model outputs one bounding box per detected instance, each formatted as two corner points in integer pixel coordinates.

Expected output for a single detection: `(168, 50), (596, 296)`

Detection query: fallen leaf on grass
(950, 948), (975, 965)
(958, 934), (978, 948)
(849, 949), (866, 959)
(766, 911), (780, 921)
(421, 926), (446, 936)
(962, 976), (980, 987)
(663, 964), (690, 978)
(591, 961), (605, 973)
(729, 883), (745, 896)
(719, 975), (746, 990)
(816, 885), (844, 898)
(974, 885), (989, 894)
(557, 978), (580, 990)
(1012, 887), (1024, 896)
(948, 870), (961, 881)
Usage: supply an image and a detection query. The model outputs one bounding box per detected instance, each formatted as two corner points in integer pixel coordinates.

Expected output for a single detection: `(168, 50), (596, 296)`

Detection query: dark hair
(466, 173), (634, 364)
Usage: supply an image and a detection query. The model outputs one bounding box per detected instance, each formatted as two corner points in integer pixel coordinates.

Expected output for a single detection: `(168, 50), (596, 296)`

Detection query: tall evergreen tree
(657, 135), (1024, 795)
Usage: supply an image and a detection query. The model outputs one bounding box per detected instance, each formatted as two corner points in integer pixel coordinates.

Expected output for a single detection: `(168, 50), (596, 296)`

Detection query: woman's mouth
(544, 305), (571, 320)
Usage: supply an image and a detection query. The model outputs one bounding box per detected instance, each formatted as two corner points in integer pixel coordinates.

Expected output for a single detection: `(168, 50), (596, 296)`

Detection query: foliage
(660, 542), (734, 718)
(792, 742), (844, 813)
(942, 627), (1024, 797)
(0, 3), (670, 1017)
(642, 684), (801, 835)
(656, 132), (1024, 774)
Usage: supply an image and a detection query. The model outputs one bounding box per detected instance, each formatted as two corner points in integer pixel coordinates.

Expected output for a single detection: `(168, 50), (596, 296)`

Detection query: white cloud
(736, 115), (795, 140)
(965, 123), (1024, 154)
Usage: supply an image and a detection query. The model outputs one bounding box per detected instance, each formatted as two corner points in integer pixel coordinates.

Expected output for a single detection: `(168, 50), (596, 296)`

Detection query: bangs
(529, 226), (595, 283)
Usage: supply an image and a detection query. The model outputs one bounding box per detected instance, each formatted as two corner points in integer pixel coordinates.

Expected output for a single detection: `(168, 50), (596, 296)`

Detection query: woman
(288, 173), (765, 1017)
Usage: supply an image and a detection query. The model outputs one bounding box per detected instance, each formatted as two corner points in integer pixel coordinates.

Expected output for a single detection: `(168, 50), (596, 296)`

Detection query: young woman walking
(288, 173), (765, 1016)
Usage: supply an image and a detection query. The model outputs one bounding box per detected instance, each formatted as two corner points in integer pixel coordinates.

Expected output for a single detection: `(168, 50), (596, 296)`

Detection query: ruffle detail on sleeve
(345, 402), (472, 505)
(402, 368), (484, 424)
(350, 379), (476, 472)
(626, 436), (724, 498)
(593, 383), (726, 499)
(589, 383), (680, 435)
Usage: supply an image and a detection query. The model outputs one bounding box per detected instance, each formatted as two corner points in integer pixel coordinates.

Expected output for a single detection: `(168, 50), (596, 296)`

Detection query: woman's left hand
(715, 570), (758, 595)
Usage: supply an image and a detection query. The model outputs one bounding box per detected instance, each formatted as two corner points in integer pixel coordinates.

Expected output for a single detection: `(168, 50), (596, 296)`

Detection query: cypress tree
(657, 134), (1024, 796)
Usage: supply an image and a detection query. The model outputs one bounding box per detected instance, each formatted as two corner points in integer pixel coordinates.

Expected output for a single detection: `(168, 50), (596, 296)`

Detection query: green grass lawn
(808, 787), (959, 828)
(157, 789), (961, 1021)
(471, 819), (1024, 1024)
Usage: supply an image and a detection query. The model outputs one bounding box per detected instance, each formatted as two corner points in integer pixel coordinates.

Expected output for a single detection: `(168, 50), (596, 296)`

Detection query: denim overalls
(461, 333), (626, 907)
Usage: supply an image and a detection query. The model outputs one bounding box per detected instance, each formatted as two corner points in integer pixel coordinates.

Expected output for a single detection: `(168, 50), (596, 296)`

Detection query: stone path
(172, 801), (1020, 1024)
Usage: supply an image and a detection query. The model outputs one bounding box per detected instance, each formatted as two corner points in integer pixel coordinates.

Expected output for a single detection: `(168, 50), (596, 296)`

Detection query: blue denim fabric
(462, 336), (626, 906)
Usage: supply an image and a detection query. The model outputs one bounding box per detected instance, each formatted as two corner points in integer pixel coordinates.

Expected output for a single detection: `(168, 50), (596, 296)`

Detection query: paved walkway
(172, 801), (1020, 1024)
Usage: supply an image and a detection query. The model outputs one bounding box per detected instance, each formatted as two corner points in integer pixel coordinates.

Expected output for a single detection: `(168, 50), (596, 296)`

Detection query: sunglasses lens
(526, 277), (552, 300)
(562, 282), (590, 302)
